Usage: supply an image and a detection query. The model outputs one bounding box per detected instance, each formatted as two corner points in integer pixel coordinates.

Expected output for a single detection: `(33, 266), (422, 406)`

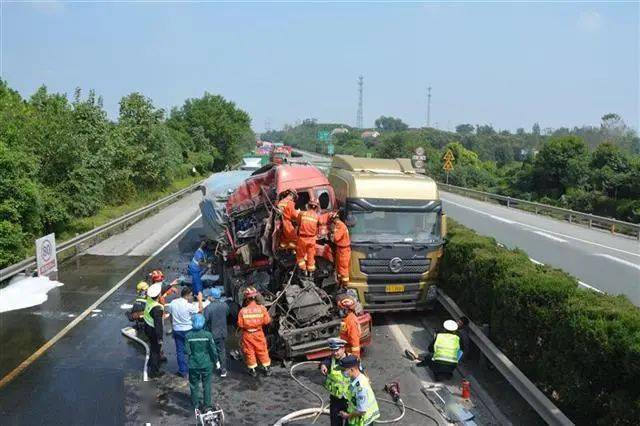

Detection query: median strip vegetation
(440, 220), (640, 424)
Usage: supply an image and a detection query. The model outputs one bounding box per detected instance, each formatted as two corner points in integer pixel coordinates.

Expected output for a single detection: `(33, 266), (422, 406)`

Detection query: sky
(1, 1), (638, 133)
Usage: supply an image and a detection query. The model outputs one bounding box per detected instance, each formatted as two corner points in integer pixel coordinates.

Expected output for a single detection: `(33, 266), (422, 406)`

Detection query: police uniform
(340, 356), (380, 426)
(322, 338), (350, 426)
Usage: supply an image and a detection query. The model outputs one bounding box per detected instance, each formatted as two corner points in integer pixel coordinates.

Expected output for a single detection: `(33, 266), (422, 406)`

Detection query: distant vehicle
(328, 155), (446, 312)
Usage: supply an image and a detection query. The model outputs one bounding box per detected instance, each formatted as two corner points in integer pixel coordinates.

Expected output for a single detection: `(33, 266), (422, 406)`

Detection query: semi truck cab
(328, 155), (446, 312)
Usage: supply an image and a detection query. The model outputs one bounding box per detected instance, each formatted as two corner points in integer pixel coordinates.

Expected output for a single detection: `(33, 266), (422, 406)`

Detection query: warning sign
(443, 159), (454, 172)
(36, 233), (58, 277)
(443, 149), (455, 162)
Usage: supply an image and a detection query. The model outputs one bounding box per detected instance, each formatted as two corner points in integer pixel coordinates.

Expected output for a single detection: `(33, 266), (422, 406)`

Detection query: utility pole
(426, 86), (432, 128)
(356, 75), (364, 129)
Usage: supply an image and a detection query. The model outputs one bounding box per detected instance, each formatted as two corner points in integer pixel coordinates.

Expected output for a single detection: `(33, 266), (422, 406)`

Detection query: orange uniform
(277, 195), (298, 249)
(237, 300), (272, 369)
(296, 209), (321, 272)
(330, 218), (351, 286)
(339, 311), (361, 358)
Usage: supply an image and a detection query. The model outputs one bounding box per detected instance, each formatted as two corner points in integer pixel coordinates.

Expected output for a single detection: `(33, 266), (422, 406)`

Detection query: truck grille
(359, 258), (430, 275)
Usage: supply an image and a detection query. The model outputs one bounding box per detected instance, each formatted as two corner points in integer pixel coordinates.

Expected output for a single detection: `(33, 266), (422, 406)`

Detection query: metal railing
(438, 182), (640, 240)
(436, 289), (574, 425)
(0, 180), (204, 283)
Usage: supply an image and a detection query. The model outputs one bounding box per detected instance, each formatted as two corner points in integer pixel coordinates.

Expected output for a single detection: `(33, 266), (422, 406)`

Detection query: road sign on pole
(317, 131), (330, 142)
(36, 233), (58, 278)
(412, 147), (427, 173)
(442, 149), (455, 183)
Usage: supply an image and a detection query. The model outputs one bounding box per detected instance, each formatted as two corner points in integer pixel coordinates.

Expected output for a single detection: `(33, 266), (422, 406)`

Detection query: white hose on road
(276, 361), (436, 425)
(121, 327), (150, 382)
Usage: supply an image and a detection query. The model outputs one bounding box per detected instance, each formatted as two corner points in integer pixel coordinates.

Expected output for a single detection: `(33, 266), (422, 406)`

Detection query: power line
(356, 75), (363, 129)
(426, 86), (432, 128)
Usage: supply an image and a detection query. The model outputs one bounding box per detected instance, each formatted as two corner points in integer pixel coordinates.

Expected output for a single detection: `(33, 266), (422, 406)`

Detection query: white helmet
(443, 320), (459, 332)
(147, 283), (162, 298)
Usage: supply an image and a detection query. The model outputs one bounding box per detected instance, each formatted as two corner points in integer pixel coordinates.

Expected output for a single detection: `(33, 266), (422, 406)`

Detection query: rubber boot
(248, 368), (257, 377)
(263, 366), (272, 377)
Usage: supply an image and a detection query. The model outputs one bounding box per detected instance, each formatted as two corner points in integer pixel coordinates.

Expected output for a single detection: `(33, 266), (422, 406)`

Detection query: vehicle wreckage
(200, 162), (372, 359)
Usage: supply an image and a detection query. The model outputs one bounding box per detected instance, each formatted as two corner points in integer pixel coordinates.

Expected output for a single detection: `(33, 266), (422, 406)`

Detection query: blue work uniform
(189, 247), (208, 295)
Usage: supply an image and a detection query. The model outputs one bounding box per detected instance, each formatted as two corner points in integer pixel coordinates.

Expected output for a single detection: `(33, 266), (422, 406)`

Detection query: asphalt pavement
(441, 191), (640, 305)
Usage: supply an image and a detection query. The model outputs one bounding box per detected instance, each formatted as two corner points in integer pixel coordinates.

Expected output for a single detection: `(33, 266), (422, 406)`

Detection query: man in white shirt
(166, 287), (203, 378)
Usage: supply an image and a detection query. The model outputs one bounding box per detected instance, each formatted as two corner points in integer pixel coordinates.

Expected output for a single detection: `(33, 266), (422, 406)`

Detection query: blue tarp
(199, 170), (252, 240)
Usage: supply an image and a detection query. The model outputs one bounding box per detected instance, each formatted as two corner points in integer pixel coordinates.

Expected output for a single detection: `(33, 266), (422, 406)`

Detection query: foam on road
(0, 276), (64, 313)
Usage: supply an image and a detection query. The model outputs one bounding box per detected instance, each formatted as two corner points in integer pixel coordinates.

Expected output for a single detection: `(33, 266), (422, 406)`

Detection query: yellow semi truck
(328, 155), (446, 312)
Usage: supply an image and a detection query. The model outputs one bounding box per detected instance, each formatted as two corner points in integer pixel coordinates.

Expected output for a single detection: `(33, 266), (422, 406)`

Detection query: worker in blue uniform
(189, 241), (211, 297)
(204, 287), (229, 377)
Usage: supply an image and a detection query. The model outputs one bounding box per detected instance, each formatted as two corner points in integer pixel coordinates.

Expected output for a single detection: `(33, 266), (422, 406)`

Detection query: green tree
(374, 116), (409, 132)
(455, 124), (474, 135)
(531, 136), (589, 198)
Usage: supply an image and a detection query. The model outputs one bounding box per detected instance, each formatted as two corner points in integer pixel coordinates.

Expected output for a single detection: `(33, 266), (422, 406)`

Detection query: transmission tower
(356, 75), (363, 129)
(426, 86), (432, 128)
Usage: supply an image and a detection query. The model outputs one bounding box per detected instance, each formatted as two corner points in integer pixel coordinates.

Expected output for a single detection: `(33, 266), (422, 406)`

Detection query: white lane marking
(533, 231), (567, 243)
(594, 254), (640, 271)
(529, 258), (544, 265)
(443, 198), (640, 258)
(579, 281), (604, 294)
(490, 215), (515, 224)
(0, 214), (202, 389)
(387, 322), (415, 353)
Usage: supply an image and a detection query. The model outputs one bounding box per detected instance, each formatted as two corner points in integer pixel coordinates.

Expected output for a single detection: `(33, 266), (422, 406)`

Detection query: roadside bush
(440, 220), (640, 424)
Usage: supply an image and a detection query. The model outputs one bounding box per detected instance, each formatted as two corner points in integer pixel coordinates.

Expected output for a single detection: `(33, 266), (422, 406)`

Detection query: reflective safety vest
(347, 374), (380, 426)
(324, 356), (350, 399)
(431, 332), (460, 364)
(143, 298), (163, 327)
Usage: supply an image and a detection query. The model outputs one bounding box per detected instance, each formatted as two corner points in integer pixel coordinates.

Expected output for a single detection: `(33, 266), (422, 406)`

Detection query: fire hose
(274, 361), (439, 425)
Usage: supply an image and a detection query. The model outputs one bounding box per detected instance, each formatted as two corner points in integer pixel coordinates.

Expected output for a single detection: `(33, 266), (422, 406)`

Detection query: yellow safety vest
(143, 298), (163, 327)
(347, 374), (380, 426)
(432, 332), (460, 364)
(324, 356), (350, 399)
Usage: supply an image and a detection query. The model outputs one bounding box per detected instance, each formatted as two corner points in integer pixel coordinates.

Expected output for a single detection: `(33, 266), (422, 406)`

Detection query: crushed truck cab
(203, 162), (372, 359)
(328, 155), (446, 312)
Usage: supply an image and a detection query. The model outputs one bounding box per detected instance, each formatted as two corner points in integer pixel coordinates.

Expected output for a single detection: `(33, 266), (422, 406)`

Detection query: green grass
(57, 174), (202, 243)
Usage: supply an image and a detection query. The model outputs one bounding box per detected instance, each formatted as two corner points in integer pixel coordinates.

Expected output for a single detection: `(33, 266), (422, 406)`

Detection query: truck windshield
(349, 210), (440, 243)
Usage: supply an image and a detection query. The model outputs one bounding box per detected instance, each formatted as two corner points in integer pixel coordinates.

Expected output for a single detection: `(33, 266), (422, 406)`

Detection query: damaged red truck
(203, 162), (372, 360)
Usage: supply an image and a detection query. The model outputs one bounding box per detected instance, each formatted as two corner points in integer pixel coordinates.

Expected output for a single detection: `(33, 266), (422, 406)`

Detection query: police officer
(418, 319), (462, 380)
(320, 338), (350, 426)
(338, 355), (380, 426)
(143, 283), (165, 378)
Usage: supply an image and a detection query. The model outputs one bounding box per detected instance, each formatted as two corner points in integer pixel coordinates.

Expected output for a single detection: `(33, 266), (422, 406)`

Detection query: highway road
(440, 192), (640, 305)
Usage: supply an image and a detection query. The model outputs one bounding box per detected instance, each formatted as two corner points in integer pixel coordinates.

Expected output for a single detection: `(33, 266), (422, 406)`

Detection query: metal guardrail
(438, 183), (640, 240)
(0, 180), (204, 283)
(436, 289), (574, 426)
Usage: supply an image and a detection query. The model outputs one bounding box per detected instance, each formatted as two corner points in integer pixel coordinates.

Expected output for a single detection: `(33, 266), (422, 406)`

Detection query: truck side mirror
(440, 213), (447, 237)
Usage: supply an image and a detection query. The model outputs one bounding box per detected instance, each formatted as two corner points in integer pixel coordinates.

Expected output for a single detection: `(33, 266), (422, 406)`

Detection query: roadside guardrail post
(506, 197), (511, 208)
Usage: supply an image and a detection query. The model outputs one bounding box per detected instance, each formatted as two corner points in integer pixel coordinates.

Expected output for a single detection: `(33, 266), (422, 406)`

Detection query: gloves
(216, 361), (221, 369)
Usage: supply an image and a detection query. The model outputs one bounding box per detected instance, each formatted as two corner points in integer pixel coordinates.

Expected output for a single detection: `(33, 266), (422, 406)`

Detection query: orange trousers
(296, 236), (317, 272)
(241, 330), (271, 369)
(335, 246), (351, 285)
(279, 220), (297, 249)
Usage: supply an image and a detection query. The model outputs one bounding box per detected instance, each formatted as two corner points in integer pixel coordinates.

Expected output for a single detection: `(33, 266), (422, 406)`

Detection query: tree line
(0, 80), (253, 268)
(262, 114), (640, 223)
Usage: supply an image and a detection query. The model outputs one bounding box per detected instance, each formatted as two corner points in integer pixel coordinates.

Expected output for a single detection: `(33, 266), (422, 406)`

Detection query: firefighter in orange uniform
(277, 189), (299, 250)
(296, 200), (322, 277)
(337, 295), (361, 359)
(237, 287), (272, 376)
(329, 212), (351, 288)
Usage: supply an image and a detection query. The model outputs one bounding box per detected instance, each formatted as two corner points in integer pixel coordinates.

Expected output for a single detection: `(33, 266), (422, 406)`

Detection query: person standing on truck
(320, 338), (350, 426)
(237, 287), (272, 377)
(204, 287), (229, 378)
(338, 355), (380, 426)
(329, 212), (351, 287)
(185, 313), (219, 412)
(276, 189), (299, 250)
(143, 283), (165, 378)
(188, 241), (211, 297)
(296, 199), (322, 278)
(166, 287), (203, 378)
(337, 295), (361, 359)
